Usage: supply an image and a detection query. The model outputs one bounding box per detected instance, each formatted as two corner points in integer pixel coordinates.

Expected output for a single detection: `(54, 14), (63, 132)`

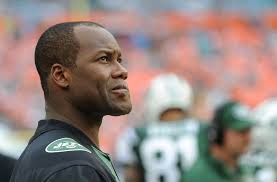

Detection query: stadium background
(0, 0), (276, 157)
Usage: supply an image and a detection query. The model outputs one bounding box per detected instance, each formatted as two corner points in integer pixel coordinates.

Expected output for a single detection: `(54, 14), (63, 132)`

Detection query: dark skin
(211, 128), (252, 169)
(45, 25), (132, 146)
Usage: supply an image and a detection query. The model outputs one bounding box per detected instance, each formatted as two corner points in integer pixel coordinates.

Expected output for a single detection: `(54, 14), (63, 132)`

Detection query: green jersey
(115, 119), (208, 182)
(182, 153), (254, 182)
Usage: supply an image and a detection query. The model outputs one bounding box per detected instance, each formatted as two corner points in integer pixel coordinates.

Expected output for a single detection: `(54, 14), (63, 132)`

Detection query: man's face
(223, 128), (252, 158)
(69, 25), (132, 116)
(159, 108), (187, 122)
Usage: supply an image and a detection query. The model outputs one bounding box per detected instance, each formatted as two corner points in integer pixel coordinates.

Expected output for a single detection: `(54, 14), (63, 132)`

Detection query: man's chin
(109, 104), (132, 116)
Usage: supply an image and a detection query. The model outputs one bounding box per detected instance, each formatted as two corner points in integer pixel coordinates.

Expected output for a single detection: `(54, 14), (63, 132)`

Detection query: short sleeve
(45, 165), (107, 182)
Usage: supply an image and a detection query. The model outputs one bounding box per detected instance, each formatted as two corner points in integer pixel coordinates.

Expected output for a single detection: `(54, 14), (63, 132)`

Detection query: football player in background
(115, 73), (208, 182)
(182, 100), (255, 182)
(241, 98), (277, 182)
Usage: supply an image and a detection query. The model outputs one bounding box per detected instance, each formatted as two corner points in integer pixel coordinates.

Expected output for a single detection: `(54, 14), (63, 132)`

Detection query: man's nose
(112, 62), (128, 80)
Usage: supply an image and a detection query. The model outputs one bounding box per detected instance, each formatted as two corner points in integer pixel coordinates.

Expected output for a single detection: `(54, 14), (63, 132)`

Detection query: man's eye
(98, 56), (108, 62)
(118, 58), (122, 63)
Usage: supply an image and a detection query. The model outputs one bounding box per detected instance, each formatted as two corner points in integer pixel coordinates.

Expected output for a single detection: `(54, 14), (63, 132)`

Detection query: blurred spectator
(182, 101), (255, 182)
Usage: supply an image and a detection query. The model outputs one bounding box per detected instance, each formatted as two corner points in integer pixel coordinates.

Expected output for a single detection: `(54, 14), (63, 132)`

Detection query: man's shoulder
(187, 156), (209, 169)
(21, 133), (97, 166)
(11, 162), (111, 182)
(44, 165), (110, 182)
(11, 131), (112, 182)
(12, 129), (103, 177)
(182, 156), (219, 182)
(44, 137), (92, 154)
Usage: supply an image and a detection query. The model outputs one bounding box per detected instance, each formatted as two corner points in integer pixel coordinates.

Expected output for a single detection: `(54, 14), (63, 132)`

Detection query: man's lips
(111, 85), (129, 95)
(112, 85), (129, 91)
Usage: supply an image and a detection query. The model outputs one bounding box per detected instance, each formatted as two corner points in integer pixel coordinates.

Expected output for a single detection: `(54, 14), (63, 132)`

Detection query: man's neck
(45, 101), (103, 147)
(210, 145), (238, 169)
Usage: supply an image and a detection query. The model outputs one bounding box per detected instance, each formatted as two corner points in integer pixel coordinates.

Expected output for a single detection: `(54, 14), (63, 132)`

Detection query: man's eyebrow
(96, 49), (122, 56)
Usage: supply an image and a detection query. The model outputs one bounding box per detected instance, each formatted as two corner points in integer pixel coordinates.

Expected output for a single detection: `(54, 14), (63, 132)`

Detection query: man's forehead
(74, 25), (120, 50)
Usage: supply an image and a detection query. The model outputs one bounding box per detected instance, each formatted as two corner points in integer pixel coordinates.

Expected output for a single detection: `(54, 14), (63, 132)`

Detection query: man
(10, 21), (132, 182)
(115, 74), (208, 182)
(182, 100), (255, 182)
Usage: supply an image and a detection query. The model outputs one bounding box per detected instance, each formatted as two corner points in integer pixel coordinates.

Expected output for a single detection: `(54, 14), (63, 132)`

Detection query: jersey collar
(30, 119), (100, 150)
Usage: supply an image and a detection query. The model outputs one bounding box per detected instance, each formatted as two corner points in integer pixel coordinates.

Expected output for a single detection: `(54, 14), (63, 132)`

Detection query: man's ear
(50, 63), (71, 89)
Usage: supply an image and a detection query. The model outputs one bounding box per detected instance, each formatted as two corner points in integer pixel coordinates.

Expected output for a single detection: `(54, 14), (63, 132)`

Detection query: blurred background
(0, 0), (276, 157)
